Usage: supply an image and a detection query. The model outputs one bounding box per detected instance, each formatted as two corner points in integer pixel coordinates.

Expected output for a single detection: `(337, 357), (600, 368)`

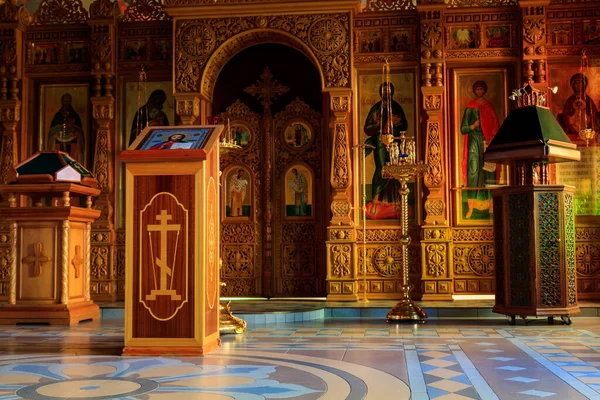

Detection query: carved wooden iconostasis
(0, 0), (599, 305)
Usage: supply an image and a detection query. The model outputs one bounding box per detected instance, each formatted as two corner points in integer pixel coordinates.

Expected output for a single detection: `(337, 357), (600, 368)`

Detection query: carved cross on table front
(244, 67), (289, 114)
(71, 245), (83, 279)
(22, 242), (50, 277)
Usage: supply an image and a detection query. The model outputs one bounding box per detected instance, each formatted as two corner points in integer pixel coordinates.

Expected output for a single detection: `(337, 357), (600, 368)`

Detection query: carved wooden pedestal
(492, 185), (580, 325)
(0, 183), (101, 325)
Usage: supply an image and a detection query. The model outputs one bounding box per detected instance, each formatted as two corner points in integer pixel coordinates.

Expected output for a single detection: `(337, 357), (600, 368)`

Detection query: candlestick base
(386, 299), (427, 323)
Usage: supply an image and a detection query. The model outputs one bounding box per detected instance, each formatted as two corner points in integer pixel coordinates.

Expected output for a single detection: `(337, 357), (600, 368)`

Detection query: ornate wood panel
(219, 101), (263, 297)
(273, 99), (325, 297)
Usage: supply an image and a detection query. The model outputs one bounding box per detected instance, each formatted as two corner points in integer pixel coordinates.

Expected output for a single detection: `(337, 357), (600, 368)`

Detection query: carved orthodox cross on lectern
(71, 245), (83, 279)
(146, 209), (181, 301)
(22, 242), (50, 277)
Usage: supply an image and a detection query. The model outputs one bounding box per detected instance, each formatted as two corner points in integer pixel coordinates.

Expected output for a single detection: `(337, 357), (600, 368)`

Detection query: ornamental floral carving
(448, 0), (517, 7)
(362, 0), (416, 12)
(123, 0), (169, 22)
(89, 0), (114, 19)
(0, 247), (9, 280)
(0, 1), (17, 23)
(331, 244), (351, 277)
(91, 246), (109, 278)
(453, 228), (494, 242)
(31, 0), (88, 25)
(92, 33), (111, 65)
(222, 223), (256, 243)
(423, 94), (441, 111)
(0, 104), (20, 122)
(331, 124), (349, 188)
(175, 98), (200, 118)
(424, 122), (442, 187)
(331, 96), (350, 113)
(445, 50), (519, 59)
(425, 243), (446, 277)
(176, 14), (350, 92)
(576, 227), (600, 241)
(523, 17), (545, 45)
(420, 21), (442, 48)
(92, 103), (114, 120)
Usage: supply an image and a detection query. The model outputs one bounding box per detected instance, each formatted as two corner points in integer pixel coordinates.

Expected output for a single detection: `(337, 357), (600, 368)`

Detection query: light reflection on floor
(1, 318), (600, 399)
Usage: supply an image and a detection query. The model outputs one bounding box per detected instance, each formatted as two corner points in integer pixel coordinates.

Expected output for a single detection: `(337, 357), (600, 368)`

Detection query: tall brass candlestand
(382, 163), (428, 322)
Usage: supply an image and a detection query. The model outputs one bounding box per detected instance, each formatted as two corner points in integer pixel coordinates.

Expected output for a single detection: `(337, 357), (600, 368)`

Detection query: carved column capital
(91, 96), (114, 122)
(330, 93), (351, 114)
(0, 99), (20, 123)
(175, 93), (200, 125)
(421, 86), (444, 116)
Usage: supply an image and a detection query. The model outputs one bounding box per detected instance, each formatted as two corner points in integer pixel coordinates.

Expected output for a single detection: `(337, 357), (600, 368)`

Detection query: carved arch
(201, 29), (326, 101)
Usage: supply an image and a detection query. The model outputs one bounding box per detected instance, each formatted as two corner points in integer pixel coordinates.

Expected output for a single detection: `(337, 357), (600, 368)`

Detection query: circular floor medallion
(16, 377), (158, 399)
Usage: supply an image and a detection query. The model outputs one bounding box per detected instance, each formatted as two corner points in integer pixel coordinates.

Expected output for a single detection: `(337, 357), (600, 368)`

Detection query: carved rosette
(454, 244), (495, 276)
(175, 13), (350, 93)
(31, 0), (89, 25)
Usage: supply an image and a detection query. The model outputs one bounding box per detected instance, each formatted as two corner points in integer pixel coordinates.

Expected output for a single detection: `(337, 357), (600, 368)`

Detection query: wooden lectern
(0, 151), (101, 325)
(121, 125), (222, 356)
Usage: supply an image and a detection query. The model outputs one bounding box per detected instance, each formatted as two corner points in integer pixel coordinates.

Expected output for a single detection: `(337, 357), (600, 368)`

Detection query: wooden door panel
(219, 102), (263, 297)
(273, 99), (325, 297)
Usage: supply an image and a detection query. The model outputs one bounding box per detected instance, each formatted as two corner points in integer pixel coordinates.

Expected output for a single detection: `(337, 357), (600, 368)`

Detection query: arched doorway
(214, 44), (327, 298)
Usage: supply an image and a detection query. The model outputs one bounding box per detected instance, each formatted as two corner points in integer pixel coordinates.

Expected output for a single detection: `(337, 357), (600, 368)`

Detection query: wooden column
(325, 89), (357, 300)
(89, 0), (118, 301)
(175, 94), (201, 126)
(519, 0), (549, 84)
(418, 2), (453, 300)
(0, 3), (25, 302)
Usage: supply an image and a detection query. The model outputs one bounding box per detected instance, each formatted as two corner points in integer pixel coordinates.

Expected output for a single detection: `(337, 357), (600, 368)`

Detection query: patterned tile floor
(2, 318), (600, 399)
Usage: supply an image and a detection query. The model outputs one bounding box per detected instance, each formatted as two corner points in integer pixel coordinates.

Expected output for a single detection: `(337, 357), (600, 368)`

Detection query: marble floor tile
(1, 318), (600, 399)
